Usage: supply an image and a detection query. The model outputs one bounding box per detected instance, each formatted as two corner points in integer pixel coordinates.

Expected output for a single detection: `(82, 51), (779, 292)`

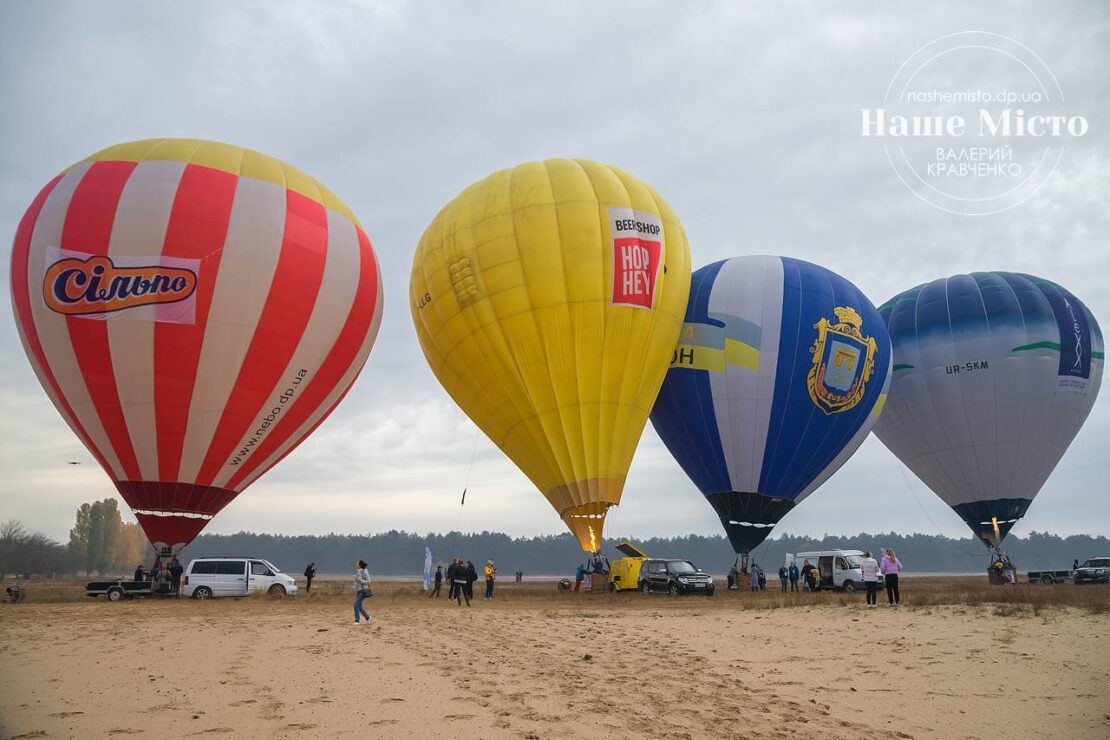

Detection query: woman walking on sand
(860, 550), (880, 608)
(353, 560), (372, 625)
(880, 548), (902, 606)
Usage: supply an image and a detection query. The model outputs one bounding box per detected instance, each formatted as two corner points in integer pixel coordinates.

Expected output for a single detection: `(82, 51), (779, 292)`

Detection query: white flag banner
(423, 546), (433, 591)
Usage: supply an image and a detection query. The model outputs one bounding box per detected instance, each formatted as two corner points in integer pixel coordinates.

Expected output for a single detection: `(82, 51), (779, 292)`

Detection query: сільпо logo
(43, 247), (199, 324)
(862, 32), (1088, 216)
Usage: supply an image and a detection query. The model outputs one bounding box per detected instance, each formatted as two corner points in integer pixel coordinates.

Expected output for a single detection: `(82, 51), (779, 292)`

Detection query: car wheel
(107, 587), (123, 602)
(1041, 574), (1053, 584)
(842, 580), (855, 592)
(669, 583), (680, 596)
(640, 581), (650, 594)
(706, 588), (715, 597)
(608, 581), (616, 592)
(193, 586), (213, 600)
(267, 584), (287, 598)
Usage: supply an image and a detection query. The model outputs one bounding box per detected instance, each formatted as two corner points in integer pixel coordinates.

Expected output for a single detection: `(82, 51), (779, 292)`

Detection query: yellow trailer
(609, 542), (649, 591)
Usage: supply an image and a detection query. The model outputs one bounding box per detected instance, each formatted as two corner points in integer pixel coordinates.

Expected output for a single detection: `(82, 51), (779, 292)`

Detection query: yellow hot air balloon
(410, 159), (691, 551)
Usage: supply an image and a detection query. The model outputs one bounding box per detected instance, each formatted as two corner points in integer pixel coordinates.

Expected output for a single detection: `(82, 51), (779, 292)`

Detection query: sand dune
(1, 582), (1107, 739)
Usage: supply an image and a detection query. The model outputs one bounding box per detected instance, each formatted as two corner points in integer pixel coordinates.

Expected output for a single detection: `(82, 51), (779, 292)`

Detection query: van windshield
(846, 556), (862, 568)
(1082, 558), (1110, 568)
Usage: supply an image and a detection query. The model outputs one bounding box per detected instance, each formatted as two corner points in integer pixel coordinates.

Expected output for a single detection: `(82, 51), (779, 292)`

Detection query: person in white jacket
(353, 560), (372, 625)
(860, 550), (881, 608)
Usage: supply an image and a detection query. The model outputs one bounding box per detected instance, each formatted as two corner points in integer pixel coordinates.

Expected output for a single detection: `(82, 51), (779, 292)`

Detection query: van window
(215, 561), (245, 575)
(251, 561), (273, 576)
(191, 561), (218, 575)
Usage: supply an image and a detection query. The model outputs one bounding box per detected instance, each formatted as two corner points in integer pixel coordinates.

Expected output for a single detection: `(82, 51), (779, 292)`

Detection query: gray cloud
(1, 1), (1106, 542)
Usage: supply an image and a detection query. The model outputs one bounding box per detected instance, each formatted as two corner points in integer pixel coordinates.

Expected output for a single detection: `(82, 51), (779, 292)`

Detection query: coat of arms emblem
(806, 306), (877, 414)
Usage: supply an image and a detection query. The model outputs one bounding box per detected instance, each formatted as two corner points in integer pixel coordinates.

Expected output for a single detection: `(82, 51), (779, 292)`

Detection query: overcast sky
(1, 2), (1107, 544)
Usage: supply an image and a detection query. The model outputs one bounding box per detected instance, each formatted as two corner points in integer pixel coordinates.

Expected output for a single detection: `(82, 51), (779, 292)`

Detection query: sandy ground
(1, 587), (1108, 739)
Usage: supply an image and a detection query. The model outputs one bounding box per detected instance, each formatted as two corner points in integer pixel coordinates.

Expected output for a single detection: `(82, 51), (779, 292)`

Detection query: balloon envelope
(410, 159), (691, 551)
(10, 139), (383, 548)
(650, 256), (892, 554)
(874, 272), (1103, 547)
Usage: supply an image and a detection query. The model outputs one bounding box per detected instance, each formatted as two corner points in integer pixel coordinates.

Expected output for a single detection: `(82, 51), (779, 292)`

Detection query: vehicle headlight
(678, 577), (688, 583)
(1097, 568), (1108, 575)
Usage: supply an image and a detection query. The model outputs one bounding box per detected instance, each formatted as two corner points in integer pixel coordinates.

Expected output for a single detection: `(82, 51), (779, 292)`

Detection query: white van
(785, 550), (884, 592)
(182, 557), (298, 599)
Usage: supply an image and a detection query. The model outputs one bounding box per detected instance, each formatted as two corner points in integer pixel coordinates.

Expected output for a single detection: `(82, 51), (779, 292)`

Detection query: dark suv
(1074, 557), (1110, 585)
(638, 559), (715, 596)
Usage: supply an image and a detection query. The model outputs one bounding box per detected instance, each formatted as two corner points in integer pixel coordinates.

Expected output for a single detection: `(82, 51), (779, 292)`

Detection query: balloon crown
(833, 306), (863, 329)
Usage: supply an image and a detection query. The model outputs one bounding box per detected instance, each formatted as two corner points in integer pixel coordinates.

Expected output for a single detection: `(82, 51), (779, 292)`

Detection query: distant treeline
(179, 530), (1110, 577)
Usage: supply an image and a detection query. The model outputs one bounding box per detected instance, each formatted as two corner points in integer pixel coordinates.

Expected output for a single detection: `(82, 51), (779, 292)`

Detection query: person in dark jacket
(788, 563), (800, 592)
(778, 565), (788, 592)
(452, 559), (470, 607)
(446, 560), (458, 600)
(801, 561), (817, 592)
(303, 562), (317, 593)
(134, 564), (145, 582)
(429, 565), (443, 598)
(168, 558), (184, 594)
(574, 563), (586, 592)
(465, 561), (478, 601)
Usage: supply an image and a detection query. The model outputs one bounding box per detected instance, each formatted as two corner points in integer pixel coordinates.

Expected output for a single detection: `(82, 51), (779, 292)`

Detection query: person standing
(801, 560), (816, 592)
(515, 569), (523, 584)
(353, 560), (372, 624)
(446, 560), (458, 601)
(788, 562), (800, 592)
(465, 560), (478, 601)
(574, 563), (585, 592)
(133, 563), (145, 582)
(429, 565), (443, 598)
(860, 550), (880, 608)
(749, 565), (760, 592)
(484, 560), (497, 600)
(452, 559), (470, 606)
(880, 549), (902, 606)
(169, 557), (184, 595)
(778, 565), (788, 592)
(303, 562), (316, 593)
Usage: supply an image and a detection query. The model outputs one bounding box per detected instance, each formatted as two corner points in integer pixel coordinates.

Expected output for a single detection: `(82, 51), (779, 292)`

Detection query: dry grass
(5, 574), (1108, 614)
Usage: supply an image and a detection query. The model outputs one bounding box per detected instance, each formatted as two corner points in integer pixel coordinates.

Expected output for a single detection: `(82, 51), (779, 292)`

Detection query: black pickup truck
(1074, 557), (1110, 585)
(85, 579), (174, 601)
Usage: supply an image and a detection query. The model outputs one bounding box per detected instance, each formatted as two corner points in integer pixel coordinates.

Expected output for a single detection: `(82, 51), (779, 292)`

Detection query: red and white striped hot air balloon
(9, 139), (383, 550)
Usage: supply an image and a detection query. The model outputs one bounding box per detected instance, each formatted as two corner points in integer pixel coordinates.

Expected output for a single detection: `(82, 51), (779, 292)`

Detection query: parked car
(182, 557), (298, 599)
(785, 550), (883, 592)
(1073, 557), (1110, 585)
(638, 559), (714, 595)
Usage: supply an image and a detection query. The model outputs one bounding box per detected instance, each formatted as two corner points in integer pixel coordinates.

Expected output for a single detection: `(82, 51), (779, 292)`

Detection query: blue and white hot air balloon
(874, 272), (1104, 548)
(650, 256), (892, 561)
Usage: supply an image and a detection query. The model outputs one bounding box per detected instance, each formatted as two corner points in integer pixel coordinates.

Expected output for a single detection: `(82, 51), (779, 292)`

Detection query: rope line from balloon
(894, 459), (981, 558)
(455, 428), (481, 532)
